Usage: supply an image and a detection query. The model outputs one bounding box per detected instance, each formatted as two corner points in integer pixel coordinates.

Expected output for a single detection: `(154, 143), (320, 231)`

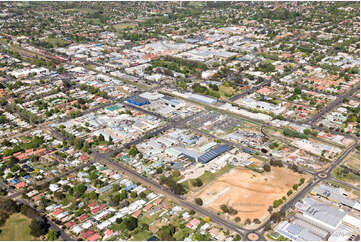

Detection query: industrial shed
(198, 145), (232, 163)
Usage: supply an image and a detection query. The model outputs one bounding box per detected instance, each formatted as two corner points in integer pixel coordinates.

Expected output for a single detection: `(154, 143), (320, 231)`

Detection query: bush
(283, 128), (308, 139)
(191, 178), (203, 187)
(194, 198), (203, 206)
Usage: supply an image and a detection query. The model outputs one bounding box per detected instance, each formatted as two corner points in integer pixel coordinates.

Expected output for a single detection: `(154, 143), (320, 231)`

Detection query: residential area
(0, 1), (359, 241)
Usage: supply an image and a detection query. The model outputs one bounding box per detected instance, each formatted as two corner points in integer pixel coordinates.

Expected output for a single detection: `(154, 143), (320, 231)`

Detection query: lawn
(0, 213), (37, 241)
(132, 230), (153, 241)
(332, 167), (360, 185)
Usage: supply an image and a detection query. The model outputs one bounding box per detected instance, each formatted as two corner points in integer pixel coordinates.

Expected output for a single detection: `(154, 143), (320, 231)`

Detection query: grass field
(344, 152), (360, 171)
(0, 213), (37, 241)
(132, 230), (152, 241)
(332, 167), (360, 186)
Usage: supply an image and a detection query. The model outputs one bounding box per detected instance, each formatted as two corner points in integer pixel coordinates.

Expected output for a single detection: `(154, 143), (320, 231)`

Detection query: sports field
(0, 213), (37, 241)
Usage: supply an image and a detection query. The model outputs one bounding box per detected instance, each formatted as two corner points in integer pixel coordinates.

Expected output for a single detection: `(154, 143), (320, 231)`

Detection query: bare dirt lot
(193, 167), (307, 222)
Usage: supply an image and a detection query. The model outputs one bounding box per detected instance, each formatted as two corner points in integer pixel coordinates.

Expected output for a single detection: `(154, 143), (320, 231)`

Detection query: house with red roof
(34, 148), (47, 156)
(87, 233), (101, 241)
(80, 155), (89, 161)
(15, 181), (26, 189)
(143, 203), (153, 212)
(65, 221), (77, 228)
(91, 204), (107, 214)
(81, 230), (95, 240)
(132, 210), (141, 218)
(78, 214), (89, 222)
(88, 202), (97, 208)
(52, 208), (64, 216)
(186, 218), (200, 230)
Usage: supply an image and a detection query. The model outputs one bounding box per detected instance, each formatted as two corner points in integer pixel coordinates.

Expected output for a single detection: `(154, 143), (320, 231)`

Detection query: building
(126, 95), (150, 106)
(311, 184), (360, 211)
(161, 95), (185, 109)
(295, 197), (346, 231)
(188, 93), (217, 105)
(198, 145), (232, 163)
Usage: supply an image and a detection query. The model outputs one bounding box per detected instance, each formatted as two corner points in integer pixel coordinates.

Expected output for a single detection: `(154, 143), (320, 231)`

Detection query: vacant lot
(344, 152), (360, 171)
(0, 213), (36, 241)
(193, 167), (306, 222)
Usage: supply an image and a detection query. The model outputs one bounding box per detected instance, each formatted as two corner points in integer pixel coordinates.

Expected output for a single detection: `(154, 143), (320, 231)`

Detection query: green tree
(30, 219), (49, 237)
(46, 230), (58, 241)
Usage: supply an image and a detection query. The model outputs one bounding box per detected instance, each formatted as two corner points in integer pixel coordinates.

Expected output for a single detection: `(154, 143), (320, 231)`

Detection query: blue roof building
(126, 96), (150, 106)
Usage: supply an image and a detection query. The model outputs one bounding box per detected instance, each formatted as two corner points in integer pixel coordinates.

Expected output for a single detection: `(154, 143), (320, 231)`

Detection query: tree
(191, 178), (203, 187)
(263, 164), (271, 172)
(287, 190), (293, 196)
(253, 218), (261, 224)
(293, 184), (299, 190)
(172, 170), (180, 177)
(46, 230), (58, 241)
(139, 192), (146, 199)
(119, 190), (127, 201)
(130, 191), (137, 198)
(73, 183), (87, 197)
(234, 217), (241, 223)
(112, 184), (120, 192)
(30, 218), (49, 237)
(233, 234), (242, 241)
(122, 216), (138, 231)
(245, 218), (251, 225)
(157, 225), (176, 241)
(111, 194), (121, 206)
(194, 198), (203, 206)
(303, 128), (311, 135)
(220, 204), (229, 213)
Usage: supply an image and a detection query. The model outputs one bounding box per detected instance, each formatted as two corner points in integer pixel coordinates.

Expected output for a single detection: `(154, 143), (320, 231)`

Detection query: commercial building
(126, 95), (150, 106)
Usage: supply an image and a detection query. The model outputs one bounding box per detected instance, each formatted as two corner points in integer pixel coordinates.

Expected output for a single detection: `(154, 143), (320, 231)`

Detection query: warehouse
(198, 145), (232, 163)
(188, 93), (217, 105)
(126, 95), (150, 106)
(161, 95), (185, 109)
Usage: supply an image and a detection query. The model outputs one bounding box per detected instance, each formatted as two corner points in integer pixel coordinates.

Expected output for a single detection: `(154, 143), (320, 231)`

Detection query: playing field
(0, 213), (37, 241)
(194, 167), (306, 222)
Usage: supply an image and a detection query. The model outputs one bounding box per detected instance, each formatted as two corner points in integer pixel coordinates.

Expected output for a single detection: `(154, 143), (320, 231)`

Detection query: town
(0, 1), (359, 241)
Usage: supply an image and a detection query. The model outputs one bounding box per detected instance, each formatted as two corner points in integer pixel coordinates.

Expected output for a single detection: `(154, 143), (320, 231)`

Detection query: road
(1, 40), (359, 241)
(229, 79), (272, 102)
(307, 86), (360, 125)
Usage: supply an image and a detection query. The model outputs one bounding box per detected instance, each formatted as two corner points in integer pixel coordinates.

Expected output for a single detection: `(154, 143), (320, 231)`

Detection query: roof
(301, 197), (346, 229)
(126, 95), (150, 105)
(198, 145), (232, 163)
(311, 184), (357, 208)
(87, 233), (101, 241)
(78, 214), (89, 222)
